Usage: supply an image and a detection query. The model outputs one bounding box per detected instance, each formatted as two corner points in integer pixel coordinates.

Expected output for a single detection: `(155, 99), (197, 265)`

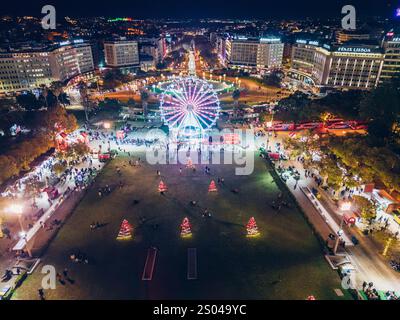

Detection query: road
(258, 132), (400, 292)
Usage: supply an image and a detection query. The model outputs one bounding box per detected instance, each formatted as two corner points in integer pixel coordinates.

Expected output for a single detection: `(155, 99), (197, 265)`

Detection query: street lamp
(6, 204), (24, 233)
(333, 201), (352, 254)
(265, 109), (275, 150)
(340, 201), (352, 211)
(266, 122), (272, 151)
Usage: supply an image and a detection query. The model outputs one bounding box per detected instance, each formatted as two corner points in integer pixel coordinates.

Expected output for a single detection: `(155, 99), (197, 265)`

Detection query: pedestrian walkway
(142, 247), (158, 281)
(260, 132), (400, 292)
(187, 248), (197, 280)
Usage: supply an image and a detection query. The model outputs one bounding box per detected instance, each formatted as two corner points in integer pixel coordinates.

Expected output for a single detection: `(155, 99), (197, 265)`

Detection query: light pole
(333, 216), (345, 254)
(382, 237), (394, 256)
(0, 216), (3, 238)
(266, 121), (272, 151)
(103, 121), (111, 130)
(7, 204), (24, 233)
(334, 201), (351, 254)
(6, 203), (32, 256)
(265, 110), (275, 151)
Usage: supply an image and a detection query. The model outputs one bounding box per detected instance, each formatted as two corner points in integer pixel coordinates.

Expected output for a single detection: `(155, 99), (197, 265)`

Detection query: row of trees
(102, 69), (134, 90)
(0, 132), (53, 184)
(284, 134), (385, 221)
(0, 106), (78, 185)
(261, 70), (284, 88)
(276, 76), (400, 153)
(359, 77), (400, 151)
(94, 95), (149, 118)
(284, 133), (400, 194)
(0, 84), (70, 130)
(53, 141), (91, 176)
(14, 82), (70, 112)
(276, 90), (365, 123)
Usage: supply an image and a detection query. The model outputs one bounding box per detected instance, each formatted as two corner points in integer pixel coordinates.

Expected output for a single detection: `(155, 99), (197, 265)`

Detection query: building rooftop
(0, 39), (90, 54)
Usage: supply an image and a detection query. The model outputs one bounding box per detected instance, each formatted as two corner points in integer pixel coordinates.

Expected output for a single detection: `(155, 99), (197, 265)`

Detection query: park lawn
(14, 153), (351, 300)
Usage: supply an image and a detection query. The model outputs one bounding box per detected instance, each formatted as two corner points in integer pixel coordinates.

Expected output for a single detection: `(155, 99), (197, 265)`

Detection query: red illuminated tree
(246, 217), (260, 237)
(208, 180), (217, 192)
(186, 158), (194, 168)
(180, 217), (192, 238)
(158, 180), (167, 193)
(117, 219), (133, 240)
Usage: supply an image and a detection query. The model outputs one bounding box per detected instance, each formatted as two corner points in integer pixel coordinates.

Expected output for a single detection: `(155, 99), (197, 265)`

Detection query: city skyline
(1, 0), (400, 306)
(0, 0), (398, 19)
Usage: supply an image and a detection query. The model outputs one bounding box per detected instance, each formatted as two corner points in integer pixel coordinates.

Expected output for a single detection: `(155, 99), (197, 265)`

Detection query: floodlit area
(1, 2), (400, 307)
(13, 154), (348, 300)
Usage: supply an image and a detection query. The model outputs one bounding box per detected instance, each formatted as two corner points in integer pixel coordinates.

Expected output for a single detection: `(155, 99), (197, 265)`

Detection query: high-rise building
(225, 36), (284, 72)
(50, 42), (94, 82)
(289, 39), (384, 90)
(0, 40), (94, 93)
(157, 37), (168, 60)
(380, 30), (400, 83)
(216, 34), (228, 67)
(137, 36), (168, 65)
(0, 51), (53, 92)
(139, 41), (161, 65)
(104, 39), (139, 68)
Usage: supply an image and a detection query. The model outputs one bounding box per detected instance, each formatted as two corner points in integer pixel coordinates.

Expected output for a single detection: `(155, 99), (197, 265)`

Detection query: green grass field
(13, 153), (350, 300)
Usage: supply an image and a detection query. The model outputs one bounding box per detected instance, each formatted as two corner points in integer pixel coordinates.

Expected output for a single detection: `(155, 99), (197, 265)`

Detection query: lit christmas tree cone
(180, 217), (192, 238)
(158, 180), (168, 193)
(116, 219), (133, 240)
(246, 217), (260, 237)
(208, 180), (218, 192)
(186, 158), (195, 168)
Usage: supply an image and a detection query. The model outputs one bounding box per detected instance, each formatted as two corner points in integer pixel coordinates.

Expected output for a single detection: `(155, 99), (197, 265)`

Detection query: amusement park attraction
(159, 41), (221, 143)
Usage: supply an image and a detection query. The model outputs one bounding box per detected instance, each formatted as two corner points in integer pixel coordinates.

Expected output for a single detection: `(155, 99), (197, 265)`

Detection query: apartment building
(380, 30), (400, 83)
(0, 40), (94, 93)
(104, 39), (139, 67)
(225, 36), (284, 71)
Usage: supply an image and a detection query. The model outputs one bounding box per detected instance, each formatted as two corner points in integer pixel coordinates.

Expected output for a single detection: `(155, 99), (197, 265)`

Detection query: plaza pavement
(3, 124), (400, 298)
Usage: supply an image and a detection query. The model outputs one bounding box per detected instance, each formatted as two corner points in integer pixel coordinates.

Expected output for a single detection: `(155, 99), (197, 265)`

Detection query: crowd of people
(390, 260), (400, 272)
(362, 281), (399, 300)
(87, 128), (161, 152)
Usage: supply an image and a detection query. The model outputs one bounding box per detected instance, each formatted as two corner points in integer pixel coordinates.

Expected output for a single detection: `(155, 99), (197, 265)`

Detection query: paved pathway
(256, 132), (400, 292)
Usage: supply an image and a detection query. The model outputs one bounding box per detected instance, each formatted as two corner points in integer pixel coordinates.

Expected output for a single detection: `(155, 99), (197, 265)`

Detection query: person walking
(56, 273), (65, 285)
(38, 288), (45, 300)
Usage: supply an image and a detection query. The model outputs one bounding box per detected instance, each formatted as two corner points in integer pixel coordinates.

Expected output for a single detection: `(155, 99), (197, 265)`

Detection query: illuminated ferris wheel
(159, 77), (220, 137)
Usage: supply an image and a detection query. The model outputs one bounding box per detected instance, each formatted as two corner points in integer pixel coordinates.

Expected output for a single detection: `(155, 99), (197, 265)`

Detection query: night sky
(0, 0), (398, 18)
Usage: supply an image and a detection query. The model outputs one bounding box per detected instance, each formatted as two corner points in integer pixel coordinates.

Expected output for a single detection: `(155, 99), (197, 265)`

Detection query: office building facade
(225, 36), (284, 71)
(104, 40), (139, 67)
(0, 40), (94, 93)
(290, 40), (384, 90)
(380, 31), (400, 83)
